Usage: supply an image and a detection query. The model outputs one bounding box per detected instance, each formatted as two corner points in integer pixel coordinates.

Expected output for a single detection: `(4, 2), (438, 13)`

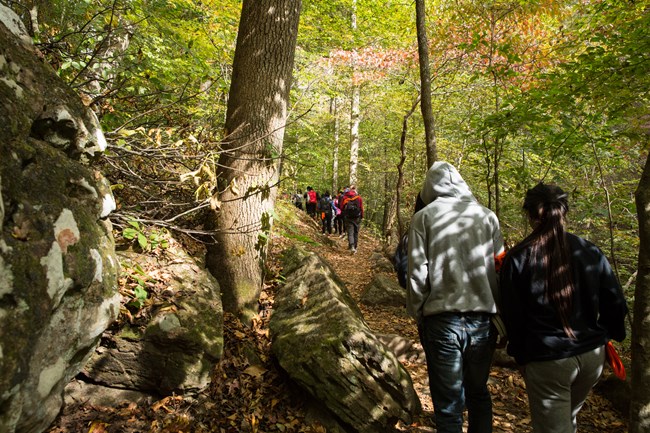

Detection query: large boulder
(81, 246), (223, 396)
(270, 247), (421, 433)
(359, 273), (406, 308)
(0, 6), (120, 433)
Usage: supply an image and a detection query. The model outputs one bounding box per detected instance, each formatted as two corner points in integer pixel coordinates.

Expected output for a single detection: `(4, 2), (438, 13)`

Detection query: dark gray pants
(524, 345), (604, 433)
(344, 217), (360, 249)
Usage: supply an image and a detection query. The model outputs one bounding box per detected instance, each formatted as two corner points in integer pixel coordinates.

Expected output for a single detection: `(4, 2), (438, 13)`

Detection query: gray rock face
(82, 247), (223, 396)
(270, 247), (421, 433)
(0, 6), (120, 433)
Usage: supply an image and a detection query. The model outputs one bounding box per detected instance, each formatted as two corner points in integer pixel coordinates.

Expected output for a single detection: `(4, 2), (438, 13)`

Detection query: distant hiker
(293, 190), (303, 210)
(305, 186), (318, 219)
(407, 162), (505, 433)
(317, 191), (337, 235)
(332, 191), (343, 234)
(341, 185), (364, 254)
(335, 189), (346, 236)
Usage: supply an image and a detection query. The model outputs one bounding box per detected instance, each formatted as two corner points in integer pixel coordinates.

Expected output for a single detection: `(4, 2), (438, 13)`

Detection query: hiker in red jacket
(340, 185), (363, 254)
(304, 186), (318, 219)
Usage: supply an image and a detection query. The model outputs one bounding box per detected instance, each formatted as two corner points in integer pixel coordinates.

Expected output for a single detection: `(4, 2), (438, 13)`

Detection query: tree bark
(349, 85), (360, 186)
(415, 0), (437, 167)
(630, 150), (650, 432)
(397, 96), (420, 238)
(349, 0), (360, 187)
(331, 97), (340, 193)
(382, 144), (397, 250)
(206, 0), (301, 324)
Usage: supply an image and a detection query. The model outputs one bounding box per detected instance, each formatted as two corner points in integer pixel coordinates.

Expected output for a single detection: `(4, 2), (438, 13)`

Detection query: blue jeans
(420, 312), (497, 433)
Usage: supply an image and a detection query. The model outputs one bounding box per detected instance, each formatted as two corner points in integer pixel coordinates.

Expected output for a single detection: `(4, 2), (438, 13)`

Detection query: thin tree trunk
(415, 0), (437, 167)
(382, 144), (397, 248)
(630, 150), (650, 433)
(349, 85), (360, 186)
(397, 96), (421, 239)
(590, 141), (619, 277)
(490, 9), (501, 217)
(206, 0), (301, 325)
(349, 0), (360, 187)
(331, 97), (339, 193)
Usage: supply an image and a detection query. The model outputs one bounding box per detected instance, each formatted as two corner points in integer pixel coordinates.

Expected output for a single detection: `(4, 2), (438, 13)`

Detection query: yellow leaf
(87, 420), (109, 433)
(243, 365), (267, 378)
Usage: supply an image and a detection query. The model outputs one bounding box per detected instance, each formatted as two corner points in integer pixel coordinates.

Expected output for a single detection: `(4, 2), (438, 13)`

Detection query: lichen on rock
(0, 6), (121, 433)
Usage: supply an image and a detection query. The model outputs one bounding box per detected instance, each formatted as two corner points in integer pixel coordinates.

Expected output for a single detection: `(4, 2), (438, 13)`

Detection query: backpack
(344, 196), (361, 218)
(308, 190), (317, 204)
(318, 197), (333, 217)
(393, 234), (408, 289)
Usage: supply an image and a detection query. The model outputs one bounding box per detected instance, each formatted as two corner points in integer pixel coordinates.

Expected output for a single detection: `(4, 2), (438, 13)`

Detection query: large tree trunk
(415, 0), (437, 167)
(630, 150), (650, 432)
(206, 0), (301, 325)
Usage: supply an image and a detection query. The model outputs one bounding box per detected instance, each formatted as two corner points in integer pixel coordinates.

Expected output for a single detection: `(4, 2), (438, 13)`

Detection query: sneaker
(351, 248), (357, 254)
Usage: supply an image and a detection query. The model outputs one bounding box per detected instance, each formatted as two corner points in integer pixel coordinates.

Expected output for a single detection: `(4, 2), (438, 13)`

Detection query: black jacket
(499, 233), (628, 365)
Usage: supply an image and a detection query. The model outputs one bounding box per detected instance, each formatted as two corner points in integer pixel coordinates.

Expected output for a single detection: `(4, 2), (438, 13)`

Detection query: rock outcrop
(81, 246), (223, 396)
(270, 247), (420, 433)
(0, 6), (120, 433)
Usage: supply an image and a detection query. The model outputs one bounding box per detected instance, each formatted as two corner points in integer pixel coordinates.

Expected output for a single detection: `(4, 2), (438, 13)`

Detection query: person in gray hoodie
(407, 162), (505, 433)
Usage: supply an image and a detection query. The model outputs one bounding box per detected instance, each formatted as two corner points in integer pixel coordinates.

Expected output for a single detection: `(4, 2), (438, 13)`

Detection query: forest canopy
(6, 0), (648, 291)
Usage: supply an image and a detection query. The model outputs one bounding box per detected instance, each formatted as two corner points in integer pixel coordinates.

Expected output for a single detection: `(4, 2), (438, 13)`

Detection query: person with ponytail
(499, 183), (628, 433)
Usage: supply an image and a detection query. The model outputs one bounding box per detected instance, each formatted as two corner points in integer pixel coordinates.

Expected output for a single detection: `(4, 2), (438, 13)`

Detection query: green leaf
(123, 227), (138, 239)
(134, 285), (148, 302)
(137, 233), (148, 250)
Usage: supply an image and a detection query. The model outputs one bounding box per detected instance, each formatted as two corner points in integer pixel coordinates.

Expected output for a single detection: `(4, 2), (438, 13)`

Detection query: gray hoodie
(406, 162), (504, 321)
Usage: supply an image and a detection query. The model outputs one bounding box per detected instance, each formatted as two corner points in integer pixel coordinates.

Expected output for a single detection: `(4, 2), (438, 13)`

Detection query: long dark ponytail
(516, 183), (576, 338)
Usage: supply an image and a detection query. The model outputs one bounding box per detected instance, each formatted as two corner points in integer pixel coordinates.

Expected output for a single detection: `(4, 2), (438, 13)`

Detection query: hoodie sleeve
(406, 222), (429, 321)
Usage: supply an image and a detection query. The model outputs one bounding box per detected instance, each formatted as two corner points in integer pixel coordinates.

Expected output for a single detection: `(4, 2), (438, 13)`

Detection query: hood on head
(420, 161), (476, 205)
